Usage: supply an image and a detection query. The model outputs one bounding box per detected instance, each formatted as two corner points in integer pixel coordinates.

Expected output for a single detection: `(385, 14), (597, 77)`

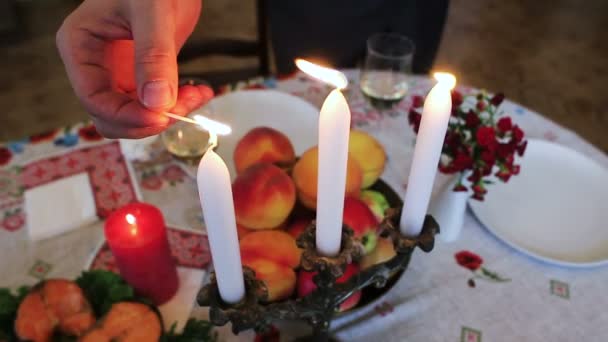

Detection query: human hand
(56, 0), (211, 139)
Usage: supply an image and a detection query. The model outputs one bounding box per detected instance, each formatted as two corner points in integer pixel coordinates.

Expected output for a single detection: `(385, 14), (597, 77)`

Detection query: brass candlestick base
(197, 209), (439, 341)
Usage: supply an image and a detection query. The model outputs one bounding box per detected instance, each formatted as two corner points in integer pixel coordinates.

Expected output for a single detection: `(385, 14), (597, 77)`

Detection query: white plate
(469, 139), (608, 267)
(194, 90), (319, 179)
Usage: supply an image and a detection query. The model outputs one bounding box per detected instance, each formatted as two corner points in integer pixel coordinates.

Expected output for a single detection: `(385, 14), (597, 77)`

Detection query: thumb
(130, 0), (178, 111)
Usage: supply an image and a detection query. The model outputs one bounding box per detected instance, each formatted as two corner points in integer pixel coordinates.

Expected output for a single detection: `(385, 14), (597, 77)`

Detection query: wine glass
(360, 33), (415, 110)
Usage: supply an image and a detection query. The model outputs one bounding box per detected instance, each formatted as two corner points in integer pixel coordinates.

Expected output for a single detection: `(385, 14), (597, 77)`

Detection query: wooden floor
(1, 0), (607, 152)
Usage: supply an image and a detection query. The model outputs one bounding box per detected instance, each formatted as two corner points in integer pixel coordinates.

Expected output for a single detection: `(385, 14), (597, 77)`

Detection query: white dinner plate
(194, 90), (319, 179)
(469, 139), (608, 267)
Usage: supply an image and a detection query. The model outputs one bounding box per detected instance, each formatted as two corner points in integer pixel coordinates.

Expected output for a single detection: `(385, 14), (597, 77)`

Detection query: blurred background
(1, 0), (606, 152)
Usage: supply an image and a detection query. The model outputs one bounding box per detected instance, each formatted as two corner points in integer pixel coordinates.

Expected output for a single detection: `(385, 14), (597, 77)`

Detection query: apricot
(360, 237), (396, 270)
(348, 130), (386, 188)
(15, 279), (95, 342)
(79, 302), (161, 342)
(242, 257), (296, 302)
(240, 230), (301, 269)
(292, 146), (363, 209)
(234, 126), (296, 174)
(233, 163), (296, 229)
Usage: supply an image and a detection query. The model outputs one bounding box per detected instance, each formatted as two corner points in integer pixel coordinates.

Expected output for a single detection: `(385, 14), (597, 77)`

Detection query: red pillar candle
(104, 202), (178, 305)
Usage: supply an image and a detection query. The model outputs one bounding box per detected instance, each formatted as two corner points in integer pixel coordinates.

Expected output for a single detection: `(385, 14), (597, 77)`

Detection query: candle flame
(295, 59), (348, 89)
(433, 72), (457, 90)
(125, 214), (136, 225)
(193, 115), (232, 136)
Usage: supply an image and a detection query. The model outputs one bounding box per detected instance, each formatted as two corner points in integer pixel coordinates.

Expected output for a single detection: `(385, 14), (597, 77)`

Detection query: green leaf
(0, 286), (30, 341)
(480, 267), (510, 282)
(76, 270), (136, 317)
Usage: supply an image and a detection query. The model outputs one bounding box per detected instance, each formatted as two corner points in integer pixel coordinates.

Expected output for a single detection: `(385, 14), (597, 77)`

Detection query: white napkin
(158, 267), (207, 333)
(24, 172), (97, 241)
(119, 136), (158, 161)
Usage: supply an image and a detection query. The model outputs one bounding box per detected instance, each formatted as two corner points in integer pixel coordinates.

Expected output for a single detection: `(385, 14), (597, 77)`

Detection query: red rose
(480, 150), (496, 166)
(495, 168), (512, 182)
(411, 95), (424, 108)
(476, 127), (496, 148)
(472, 184), (487, 195)
(455, 251), (483, 271)
(451, 90), (463, 107)
(496, 143), (515, 159)
(467, 170), (482, 183)
(511, 164), (521, 175)
(439, 163), (456, 174)
(30, 129), (59, 143)
(476, 101), (486, 111)
(78, 125), (104, 141)
(452, 152), (473, 171)
(408, 110), (422, 133)
(516, 140), (527, 156)
(497, 117), (512, 132)
(453, 184), (468, 192)
(0, 147), (12, 166)
(490, 93), (505, 106)
(465, 110), (481, 128)
(512, 125), (524, 143)
(472, 192), (485, 201)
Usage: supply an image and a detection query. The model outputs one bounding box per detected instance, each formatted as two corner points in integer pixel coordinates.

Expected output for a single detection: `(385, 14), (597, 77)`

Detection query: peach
(292, 146), (363, 209)
(237, 224), (253, 240)
(240, 230), (302, 269)
(348, 130), (386, 188)
(360, 190), (390, 222)
(343, 197), (379, 254)
(297, 263), (361, 312)
(360, 237), (396, 270)
(242, 257), (296, 302)
(234, 127), (296, 174)
(233, 163), (296, 229)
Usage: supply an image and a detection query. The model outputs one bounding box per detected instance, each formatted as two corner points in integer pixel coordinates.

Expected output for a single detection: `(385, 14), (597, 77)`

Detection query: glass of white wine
(161, 113), (211, 160)
(360, 33), (415, 110)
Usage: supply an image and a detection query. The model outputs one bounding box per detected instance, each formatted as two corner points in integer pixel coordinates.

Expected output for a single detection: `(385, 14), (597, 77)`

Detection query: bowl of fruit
(224, 117), (401, 316)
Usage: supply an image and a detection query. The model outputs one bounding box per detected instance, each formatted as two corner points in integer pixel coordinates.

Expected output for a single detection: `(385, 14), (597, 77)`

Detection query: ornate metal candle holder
(197, 208), (439, 341)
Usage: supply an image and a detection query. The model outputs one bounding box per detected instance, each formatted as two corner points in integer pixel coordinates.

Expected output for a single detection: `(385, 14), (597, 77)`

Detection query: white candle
(400, 75), (454, 236)
(316, 89), (351, 256)
(197, 149), (245, 303)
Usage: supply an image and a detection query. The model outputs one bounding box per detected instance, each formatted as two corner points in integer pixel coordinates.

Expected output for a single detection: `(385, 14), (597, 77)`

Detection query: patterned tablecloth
(2, 71), (608, 342)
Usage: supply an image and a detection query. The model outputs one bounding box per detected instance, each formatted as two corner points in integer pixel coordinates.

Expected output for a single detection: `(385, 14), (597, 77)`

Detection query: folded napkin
(24, 172), (97, 241)
(158, 267), (207, 333)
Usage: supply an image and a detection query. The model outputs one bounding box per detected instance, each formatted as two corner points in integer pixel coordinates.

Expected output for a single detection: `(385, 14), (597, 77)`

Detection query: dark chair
(178, 0), (270, 89)
(267, 0), (449, 75)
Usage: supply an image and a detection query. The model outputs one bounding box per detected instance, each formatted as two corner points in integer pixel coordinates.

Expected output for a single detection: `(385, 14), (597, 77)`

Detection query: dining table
(1, 70), (607, 342)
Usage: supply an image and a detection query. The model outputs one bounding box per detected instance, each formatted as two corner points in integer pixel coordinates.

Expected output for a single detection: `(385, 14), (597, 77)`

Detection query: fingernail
(142, 80), (172, 108)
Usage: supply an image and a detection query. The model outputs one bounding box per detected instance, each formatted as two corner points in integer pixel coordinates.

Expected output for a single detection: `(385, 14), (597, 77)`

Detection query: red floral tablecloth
(2, 71), (608, 342)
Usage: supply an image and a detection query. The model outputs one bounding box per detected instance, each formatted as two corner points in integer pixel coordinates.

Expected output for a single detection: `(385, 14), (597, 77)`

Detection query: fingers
(92, 84), (214, 139)
(169, 84), (214, 116)
(128, 0), (178, 111)
(92, 117), (167, 139)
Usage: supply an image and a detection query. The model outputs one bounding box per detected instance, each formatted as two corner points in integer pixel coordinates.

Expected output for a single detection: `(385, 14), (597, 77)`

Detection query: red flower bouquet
(408, 90), (527, 200)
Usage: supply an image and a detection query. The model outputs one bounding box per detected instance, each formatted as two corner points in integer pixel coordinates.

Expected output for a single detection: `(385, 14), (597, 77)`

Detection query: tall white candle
(197, 149), (245, 303)
(316, 89), (351, 256)
(400, 76), (454, 236)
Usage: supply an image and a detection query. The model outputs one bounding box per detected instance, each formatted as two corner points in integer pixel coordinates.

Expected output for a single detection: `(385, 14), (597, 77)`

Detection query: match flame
(193, 115), (232, 136)
(433, 72), (457, 90)
(295, 59), (348, 89)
